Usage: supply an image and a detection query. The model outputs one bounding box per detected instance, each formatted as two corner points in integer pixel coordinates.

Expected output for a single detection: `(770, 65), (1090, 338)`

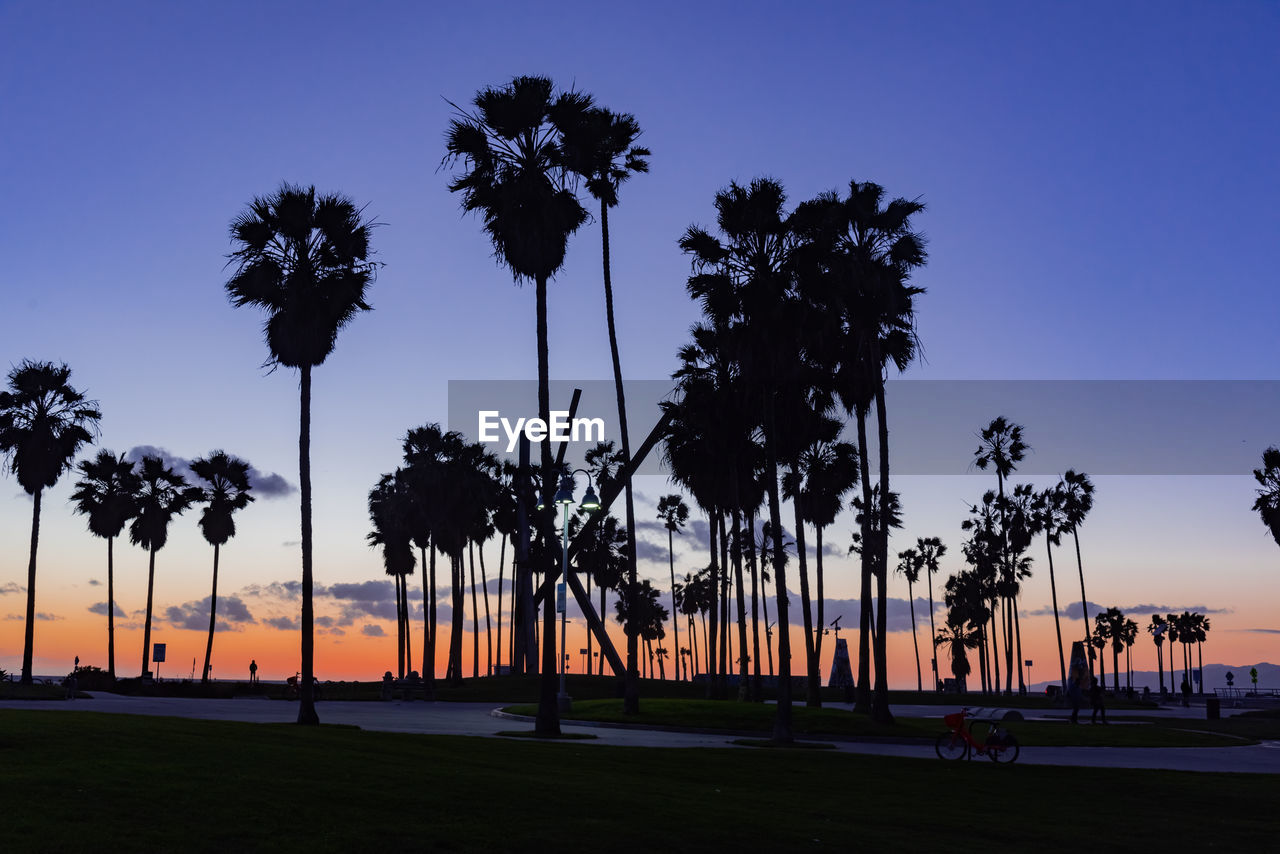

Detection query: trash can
(1206, 696), (1220, 720)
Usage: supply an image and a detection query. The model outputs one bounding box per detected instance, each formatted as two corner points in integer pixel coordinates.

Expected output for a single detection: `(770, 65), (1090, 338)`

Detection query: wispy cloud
(1026, 601), (1233, 619)
(361, 624), (386, 637)
(4, 612), (62, 621)
(125, 444), (296, 499)
(263, 615), (298, 631)
(88, 601), (126, 617)
(0, 582), (25, 596)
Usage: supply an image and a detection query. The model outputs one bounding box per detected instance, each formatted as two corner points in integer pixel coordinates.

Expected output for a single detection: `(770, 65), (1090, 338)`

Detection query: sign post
(153, 643), (166, 680)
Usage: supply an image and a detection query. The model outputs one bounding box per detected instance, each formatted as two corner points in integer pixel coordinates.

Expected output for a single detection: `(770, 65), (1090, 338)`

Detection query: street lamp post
(540, 469), (601, 713)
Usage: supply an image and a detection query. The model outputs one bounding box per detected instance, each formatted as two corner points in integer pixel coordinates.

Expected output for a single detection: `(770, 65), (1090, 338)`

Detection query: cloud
(263, 616), (299, 631)
(326, 580), (398, 623)
(0, 582), (24, 595)
(88, 601), (126, 617)
(162, 596), (256, 631)
(240, 580), (306, 600)
(1235, 628), (1280, 634)
(634, 538), (670, 563)
(1026, 601), (1233, 619)
(361, 624), (386, 637)
(282, 540), (300, 548)
(314, 615), (336, 628)
(4, 612), (62, 621)
(322, 626), (345, 637)
(88, 579), (101, 586)
(795, 593), (934, 635)
(125, 445), (295, 499)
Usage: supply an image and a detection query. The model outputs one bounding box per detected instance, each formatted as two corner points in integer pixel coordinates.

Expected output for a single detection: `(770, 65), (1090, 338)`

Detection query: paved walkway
(2, 693), (1277, 774)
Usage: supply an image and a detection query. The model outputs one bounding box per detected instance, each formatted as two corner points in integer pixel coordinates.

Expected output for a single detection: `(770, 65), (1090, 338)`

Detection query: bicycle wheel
(987, 732), (1019, 764)
(935, 731), (969, 761)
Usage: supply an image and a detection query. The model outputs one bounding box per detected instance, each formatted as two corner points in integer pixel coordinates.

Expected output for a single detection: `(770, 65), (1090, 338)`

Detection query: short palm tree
(191, 451), (255, 684)
(225, 182), (376, 724)
(1252, 447), (1280, 546)
(70, 450), (138, 681)
(0, 360), (101, 684)
(446, 75), (588, 734)
(936, 610), (980, 693)
(656, 495), (689, 678)
(368, 470), (416, 678)
(130, 455), (201, 678)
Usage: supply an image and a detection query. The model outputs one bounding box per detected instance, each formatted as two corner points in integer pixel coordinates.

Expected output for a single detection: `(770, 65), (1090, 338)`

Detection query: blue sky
(1, 1), (1277, 679)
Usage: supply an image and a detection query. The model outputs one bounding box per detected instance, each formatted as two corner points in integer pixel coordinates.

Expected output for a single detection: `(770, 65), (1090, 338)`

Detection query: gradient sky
(1, 1), (1277, 684)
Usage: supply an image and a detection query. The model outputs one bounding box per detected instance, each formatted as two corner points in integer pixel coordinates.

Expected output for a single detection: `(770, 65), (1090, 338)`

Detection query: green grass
(502, 699), (1249, 747)
(0, 709), (1276, 852)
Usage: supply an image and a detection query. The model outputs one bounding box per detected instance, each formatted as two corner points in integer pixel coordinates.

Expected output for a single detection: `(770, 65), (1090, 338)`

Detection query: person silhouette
(1089, 676), (1107, 724)
(249, 659), (258, 684)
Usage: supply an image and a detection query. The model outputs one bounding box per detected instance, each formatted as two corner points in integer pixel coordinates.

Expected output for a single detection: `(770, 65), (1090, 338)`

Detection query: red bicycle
(935, 708), (1019, 764)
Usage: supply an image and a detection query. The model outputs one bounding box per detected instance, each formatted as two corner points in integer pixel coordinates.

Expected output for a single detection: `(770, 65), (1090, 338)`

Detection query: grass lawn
(0, 710), (1276, 852)
(502, 699), (1250, 747)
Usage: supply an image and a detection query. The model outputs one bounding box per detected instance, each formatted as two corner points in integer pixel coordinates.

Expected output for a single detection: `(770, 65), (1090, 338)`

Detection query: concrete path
(2, 693), (1277, 774)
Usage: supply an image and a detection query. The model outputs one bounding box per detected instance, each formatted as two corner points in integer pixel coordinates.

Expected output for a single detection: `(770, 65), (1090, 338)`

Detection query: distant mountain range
(1027, 662), (1279, 693)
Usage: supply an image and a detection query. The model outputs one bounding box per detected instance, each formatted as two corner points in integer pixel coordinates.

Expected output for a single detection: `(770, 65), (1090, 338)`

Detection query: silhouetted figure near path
(1089, 676), (1107, 724)
(1181, 677), (1192, 707)
(1067, 677), (1083, 724)
(249, 659), (258, 684)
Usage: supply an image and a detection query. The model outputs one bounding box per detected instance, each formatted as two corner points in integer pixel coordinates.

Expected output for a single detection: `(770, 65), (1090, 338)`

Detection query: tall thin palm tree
(368, 470), (417, 678)
(916, 536), (947, 690)
(130, 455), (201, 678)
(446, 76), (588, 735)
(896, 547), (923, 691)
(1060, 469), (1096, 668)
(191, 451), (255, 684)
(0, 360), (101, 684)
(1147, 613), (1168, 693)
(1031, 485), (1070, 690)
(225, 183), (376, 724)
(558, 102), (650, 704)
(656, 495), (689, 679)
(70, 450), (138, 681)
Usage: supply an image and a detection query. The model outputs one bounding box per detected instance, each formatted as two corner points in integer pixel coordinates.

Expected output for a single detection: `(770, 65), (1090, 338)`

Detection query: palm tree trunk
(532, 274), (560, 735)
(748, 511), (762, 699)
(142, 545), (156, 678)
(1013, 596), (1025, 693)
(667, 527), (679, 681)
(403, 573), (412, 677)
(20, 487), (42, 685)
(926, 570), (936, 691)
(1197, 641), (1204, 696)
(718, 512), (729, 695)
(427, 545), (437, 698)
(480, 542), (492, 676)
(395, 572), (405, 679)
(763, 391), (793, 743)
(1043, 539), (1067, 690)
(731, 508), (749, 696)
(872, 385), (893, 723)
(705, 509), (719, 698)
(1073, 527), (1093, 679)
(689, 613), (699, 677)
(297, 363), (319, 724)
(202, 543), (220, 683)
(854, 409), (874, 713)
(908, 578), (921, 691)
(107, 535), (116, 682)
(450, 555), (465, 684)
(815, 525), (826, 687)
(792, 489), (819, 707)
(1112, 644), (1120, 693)
(469, 542), (479, 678)
(990, 595), (1001, 694)
(496, 533), (506, 673)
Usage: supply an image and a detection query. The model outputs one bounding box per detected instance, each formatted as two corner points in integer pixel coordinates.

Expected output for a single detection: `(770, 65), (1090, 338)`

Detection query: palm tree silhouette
(974, 416), (1028, 693)
(0, 360), (101, 684)
(915, 537), (947, 690)
(367, 471), (416, 679)
(896, 547), (923, 691)
(1251, 447), (1280, 546)
(191, 451), (254, 684)
(1031, 485), (1070, 690)
(130, 455), (201, 679)
(71, 450), (139, 681)
(225, 183), (376, 724)
(802, 441), (857, 697)
(1060, 469), (1096, 672)
(557, 101), (651, 702)
(656, 495), (689, 679)
(936, 610), (979, 693)
(1147, 613), (1168, 693)
(446, 76), (588, 734)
